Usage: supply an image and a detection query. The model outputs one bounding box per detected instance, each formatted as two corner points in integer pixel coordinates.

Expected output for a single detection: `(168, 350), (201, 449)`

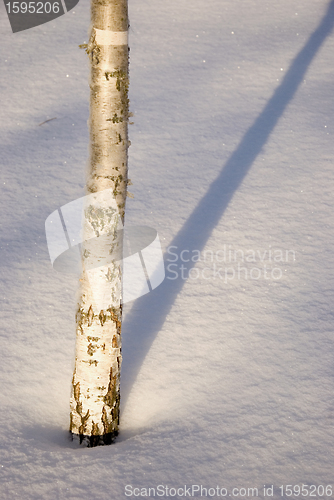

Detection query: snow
(1, 0), (334, 498)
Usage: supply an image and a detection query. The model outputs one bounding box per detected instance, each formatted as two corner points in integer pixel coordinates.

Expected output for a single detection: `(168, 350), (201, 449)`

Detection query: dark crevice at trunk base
(70, 430), (118, 447)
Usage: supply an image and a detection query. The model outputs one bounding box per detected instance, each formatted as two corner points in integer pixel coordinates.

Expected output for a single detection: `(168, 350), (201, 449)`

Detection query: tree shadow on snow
(120, 0), (334, 413)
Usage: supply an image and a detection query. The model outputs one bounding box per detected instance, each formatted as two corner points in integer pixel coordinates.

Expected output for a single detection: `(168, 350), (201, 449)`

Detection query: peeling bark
(70, 0), (129, 447)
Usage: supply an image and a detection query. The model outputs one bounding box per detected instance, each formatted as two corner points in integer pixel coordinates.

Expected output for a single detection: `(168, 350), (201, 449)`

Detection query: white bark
(70, 0), (129, 446)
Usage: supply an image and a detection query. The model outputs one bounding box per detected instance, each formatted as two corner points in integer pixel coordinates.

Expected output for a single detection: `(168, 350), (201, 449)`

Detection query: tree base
(69, 430), (118, 447)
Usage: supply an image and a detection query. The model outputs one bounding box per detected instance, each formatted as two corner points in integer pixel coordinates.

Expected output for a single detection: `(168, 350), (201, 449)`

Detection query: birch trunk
(70, 0), (129, 447)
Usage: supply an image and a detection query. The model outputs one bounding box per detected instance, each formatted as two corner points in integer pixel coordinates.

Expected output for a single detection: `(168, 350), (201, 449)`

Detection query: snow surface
(1, 0), (334, 498)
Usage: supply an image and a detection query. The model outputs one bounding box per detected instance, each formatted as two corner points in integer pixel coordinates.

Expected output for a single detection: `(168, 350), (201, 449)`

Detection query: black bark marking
(88, 305), (94, 326)
(99, 310), (106, 326)
(79, 410), (90, 436)
(87, 343), (97, 356)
